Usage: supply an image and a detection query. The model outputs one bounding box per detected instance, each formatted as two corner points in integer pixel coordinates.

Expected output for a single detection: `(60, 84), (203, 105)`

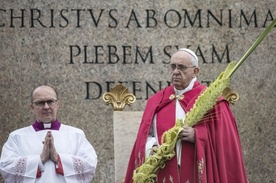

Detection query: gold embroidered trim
(198, 158), (204, 183)
(169, 94), (184, 100)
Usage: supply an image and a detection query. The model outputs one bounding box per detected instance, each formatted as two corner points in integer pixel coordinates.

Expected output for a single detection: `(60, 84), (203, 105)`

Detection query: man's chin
(40, 118), (54, 123)
(172, 82), (181, 88)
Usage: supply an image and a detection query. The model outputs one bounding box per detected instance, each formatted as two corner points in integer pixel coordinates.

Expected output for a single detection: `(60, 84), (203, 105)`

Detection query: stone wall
(0, 0), (275, 182)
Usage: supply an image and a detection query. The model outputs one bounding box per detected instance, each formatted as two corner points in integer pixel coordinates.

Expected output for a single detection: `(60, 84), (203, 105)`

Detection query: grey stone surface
(0, 0), (275, 183)
(113, 111), (143, 183)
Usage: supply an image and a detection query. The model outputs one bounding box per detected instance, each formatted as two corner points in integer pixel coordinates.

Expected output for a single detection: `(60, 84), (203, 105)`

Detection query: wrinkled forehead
(170, 51), (194, 65)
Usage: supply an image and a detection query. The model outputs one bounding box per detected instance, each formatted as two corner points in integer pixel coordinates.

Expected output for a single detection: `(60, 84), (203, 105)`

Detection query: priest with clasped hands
(0, 85), (97, 183)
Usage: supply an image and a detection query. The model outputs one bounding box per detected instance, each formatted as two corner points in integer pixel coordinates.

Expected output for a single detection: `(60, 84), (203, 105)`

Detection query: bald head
(31, 85), (58, 103)
(31, 85), (59, 123)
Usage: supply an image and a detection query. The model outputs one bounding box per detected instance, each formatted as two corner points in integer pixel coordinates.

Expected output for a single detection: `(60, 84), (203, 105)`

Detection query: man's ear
(54, 100), (60, 110)
(193, 67), (200, 75)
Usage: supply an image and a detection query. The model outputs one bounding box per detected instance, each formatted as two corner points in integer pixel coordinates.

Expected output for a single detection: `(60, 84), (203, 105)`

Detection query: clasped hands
(40, 131), (58, 164)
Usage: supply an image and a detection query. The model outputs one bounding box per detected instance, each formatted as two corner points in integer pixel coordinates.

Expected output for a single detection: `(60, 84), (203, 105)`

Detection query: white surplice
(0, 124), (97, 183)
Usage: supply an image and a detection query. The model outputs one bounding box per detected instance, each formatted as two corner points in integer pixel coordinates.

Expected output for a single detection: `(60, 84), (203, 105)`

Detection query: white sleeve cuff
(38, 159), (45, 172)
(145, 137), (157, 157)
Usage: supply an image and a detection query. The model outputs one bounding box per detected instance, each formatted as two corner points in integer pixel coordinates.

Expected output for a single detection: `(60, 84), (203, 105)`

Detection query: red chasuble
(124, 81), (248, 183)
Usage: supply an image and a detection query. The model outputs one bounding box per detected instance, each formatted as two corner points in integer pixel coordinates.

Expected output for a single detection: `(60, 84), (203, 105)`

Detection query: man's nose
(172, 67), (180, 73)
(43, 102), (50, 108)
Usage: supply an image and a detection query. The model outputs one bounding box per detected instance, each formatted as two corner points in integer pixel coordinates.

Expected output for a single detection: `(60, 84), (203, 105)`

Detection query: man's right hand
(149, 145), (158, 156)
(40, 131), (52, 164)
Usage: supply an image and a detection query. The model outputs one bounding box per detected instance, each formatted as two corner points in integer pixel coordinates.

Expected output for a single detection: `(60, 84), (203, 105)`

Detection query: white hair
(178, 48), (198, 67)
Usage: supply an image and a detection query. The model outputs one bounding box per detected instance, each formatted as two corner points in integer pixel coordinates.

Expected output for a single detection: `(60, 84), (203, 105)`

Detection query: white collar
(43, 123), (52, 129)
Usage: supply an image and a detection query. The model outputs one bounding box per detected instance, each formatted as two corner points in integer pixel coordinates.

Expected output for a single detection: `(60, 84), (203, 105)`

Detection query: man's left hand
(180, 126), (195, 143)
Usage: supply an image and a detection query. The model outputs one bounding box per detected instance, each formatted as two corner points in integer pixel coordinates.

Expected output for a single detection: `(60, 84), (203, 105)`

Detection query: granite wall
(0, 0), (275, 182)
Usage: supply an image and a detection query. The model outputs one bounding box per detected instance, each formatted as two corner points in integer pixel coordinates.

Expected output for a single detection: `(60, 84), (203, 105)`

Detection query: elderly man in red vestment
(124, 48), (248, 183)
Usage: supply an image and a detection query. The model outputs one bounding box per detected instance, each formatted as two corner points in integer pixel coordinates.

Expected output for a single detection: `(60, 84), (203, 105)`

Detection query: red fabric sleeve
(196, 99), (248, 183)
(55, 155), (64, 176)
(36, 167), (41, 178)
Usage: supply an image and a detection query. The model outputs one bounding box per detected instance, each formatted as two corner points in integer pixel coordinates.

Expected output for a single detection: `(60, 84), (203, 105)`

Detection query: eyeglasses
(169, 63), (195, 72)
(33, 99), (58, 107)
